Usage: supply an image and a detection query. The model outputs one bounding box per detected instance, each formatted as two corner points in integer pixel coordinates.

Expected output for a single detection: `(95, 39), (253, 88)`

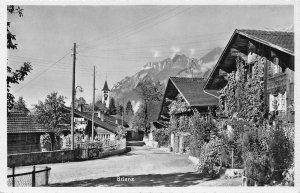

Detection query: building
(63, 106), (119, 141)
(102, 80), (110, 108)
(158, 77), (219, 122)
(204, 29), (294, 122)
(157, 77), (219, 153)
(7, 112), (50, 154)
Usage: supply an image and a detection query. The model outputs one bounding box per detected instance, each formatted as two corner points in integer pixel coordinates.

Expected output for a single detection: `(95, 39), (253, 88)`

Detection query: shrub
(154, 128), (170, 147)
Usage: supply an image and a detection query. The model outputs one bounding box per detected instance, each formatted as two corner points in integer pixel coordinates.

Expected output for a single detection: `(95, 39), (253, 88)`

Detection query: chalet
(157, 77), (219, 152)
(63, 106), (119, 141)
(158, 77), (219, 122)
(7, 112), (50, 154)
(204, 29), (294, 122)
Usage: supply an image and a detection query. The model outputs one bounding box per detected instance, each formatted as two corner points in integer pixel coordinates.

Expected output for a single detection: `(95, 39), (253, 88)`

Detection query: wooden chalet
(204, 29), (294, 122)
(7, 112), (50, 154)
(158, 77), (219, 123)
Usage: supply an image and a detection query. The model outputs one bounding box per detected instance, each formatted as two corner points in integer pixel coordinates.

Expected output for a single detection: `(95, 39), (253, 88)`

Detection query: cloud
(151, 49), (160, 58)
(189, 48), (195, 57)
(170, 46), (180, 59)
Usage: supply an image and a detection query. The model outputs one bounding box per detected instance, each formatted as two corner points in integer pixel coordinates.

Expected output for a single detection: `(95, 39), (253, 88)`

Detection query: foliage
(74, 97), (87, 111)
(33, 92), (70, 137)
(108, 97), (117, 115)
(125, 101), (134, 116)
(131, 103), (148, 132)
(117, 104), (124, 116)
(40, 133), (52, 150)
(188, 113), (211, 157)
(217, 57), (264, 122)
(168, 94), (191, 116)
(115, 126), (127, 140)
(154, 128), (170, 147)
(216, 57), (294, 185)
(7, 6), (33, 112)
(12, 96), (29, 113)
(135, 79), (164, 103)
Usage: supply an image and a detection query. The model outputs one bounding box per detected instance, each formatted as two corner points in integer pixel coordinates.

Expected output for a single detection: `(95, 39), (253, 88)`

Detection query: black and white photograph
(1, 0), (298, 190)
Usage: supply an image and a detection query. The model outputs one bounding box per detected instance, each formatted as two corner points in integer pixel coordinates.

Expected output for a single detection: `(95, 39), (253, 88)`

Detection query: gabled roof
(7, 112), (49, 134)
(63, 106), (118, 134)
(204, 29), (294, 90)
(169, 77), (219, 106)
(102, 80), (110, 91)
(158, 77), (219, 122)
(237, 29), (294, 55)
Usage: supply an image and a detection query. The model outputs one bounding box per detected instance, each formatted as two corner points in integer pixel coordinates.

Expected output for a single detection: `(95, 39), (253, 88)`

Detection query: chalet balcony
(267, 72), (287, 94)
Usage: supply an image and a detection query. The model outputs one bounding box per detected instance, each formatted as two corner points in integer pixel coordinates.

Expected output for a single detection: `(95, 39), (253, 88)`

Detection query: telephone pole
(122, 97), (125, 128)
(71, 43), (76, 150)
(91, 66), (95, 141)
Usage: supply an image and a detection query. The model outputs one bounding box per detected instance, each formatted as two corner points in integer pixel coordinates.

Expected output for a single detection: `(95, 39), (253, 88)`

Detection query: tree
(125, 101), (134, 116)
(74, 97), (87, 111)
(131, 104), (148, 131)
(33, 92), (70, 137)
(108, 97), (117, 115)
(134, 79), (164, 133)
(7, 6), (32, 112)
(117, 104), (124, 116)
(12, 96), (29, 113)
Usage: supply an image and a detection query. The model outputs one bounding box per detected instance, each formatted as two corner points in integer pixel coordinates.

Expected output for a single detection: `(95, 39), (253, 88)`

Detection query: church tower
(102, 80), (110, 108)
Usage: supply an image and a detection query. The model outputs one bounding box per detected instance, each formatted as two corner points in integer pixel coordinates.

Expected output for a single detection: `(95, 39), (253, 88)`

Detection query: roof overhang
(204, 29), (294, 90)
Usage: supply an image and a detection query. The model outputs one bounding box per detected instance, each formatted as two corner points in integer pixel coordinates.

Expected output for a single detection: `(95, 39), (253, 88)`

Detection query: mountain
(110, 47), (223, 111)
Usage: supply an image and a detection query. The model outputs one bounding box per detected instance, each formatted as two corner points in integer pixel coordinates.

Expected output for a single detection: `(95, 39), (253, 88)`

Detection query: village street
(10, 146), (241, 187)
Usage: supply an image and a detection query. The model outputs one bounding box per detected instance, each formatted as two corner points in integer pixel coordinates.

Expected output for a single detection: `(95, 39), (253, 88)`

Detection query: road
(10, 146), (241, 187)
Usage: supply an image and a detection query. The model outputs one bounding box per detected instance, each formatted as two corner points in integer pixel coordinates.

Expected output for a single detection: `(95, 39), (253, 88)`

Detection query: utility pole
(122, 97), (125, 128)
(92, 66), (95, 141)
(71, 43), (76, 150)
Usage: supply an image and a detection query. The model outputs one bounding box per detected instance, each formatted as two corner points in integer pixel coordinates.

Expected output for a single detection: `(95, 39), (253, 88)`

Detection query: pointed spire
(102, 80), (110, 91)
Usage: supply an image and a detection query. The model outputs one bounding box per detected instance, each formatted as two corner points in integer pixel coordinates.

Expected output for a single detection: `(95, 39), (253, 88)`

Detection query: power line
(13, 51), (72, 94)
(79, 6), (180, 48)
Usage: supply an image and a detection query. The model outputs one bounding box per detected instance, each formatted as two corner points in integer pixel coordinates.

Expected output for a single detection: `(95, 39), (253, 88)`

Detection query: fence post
(32, 166), (36, 187)
(12, 166), (15, 187)
(45, 166), (49, 186)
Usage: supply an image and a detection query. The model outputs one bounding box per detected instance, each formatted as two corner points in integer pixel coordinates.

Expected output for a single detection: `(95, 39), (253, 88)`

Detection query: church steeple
(102, 79), (110, 108)
(102, 80), (110, 91)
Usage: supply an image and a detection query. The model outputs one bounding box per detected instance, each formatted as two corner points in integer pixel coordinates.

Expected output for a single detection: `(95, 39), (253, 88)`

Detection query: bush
(154, 128), (169, 147)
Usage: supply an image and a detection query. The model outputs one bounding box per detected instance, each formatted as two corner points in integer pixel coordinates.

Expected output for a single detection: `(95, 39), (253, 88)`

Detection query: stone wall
(8, 150), (75, 167)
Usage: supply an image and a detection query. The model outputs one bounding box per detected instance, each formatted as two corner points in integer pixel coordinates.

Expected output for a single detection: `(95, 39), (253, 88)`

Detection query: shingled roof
(7, 112), (49, 134)
(63, 106), (118, 134)
(204, 29), (294, 90)
(169, 77), (219, 106)
(236, 29), (294, 55)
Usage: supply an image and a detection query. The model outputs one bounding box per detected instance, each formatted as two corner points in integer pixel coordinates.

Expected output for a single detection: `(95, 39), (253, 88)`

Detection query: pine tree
(108, 97), (117, 115)
(125, 101), (134, 116)
(12, 96), (29, 113)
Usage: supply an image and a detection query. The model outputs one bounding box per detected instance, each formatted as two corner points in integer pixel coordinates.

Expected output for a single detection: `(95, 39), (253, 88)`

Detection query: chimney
(97, 111), (101, 118)
(115, 120), (118, 125)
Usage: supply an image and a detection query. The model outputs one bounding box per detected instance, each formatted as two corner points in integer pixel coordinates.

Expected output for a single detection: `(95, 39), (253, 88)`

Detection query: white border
(1, 0), (299, 193)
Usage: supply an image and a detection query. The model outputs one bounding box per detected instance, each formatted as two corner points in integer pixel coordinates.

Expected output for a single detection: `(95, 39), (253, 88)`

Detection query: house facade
(157, 77), (219, 153)
(204, 29), (294, 122)
(64, 106), (120, 142)
(7, 112), (50, 154)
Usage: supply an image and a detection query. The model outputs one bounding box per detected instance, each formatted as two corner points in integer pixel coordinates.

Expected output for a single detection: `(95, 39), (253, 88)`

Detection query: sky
(7, 5), (294, 107)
